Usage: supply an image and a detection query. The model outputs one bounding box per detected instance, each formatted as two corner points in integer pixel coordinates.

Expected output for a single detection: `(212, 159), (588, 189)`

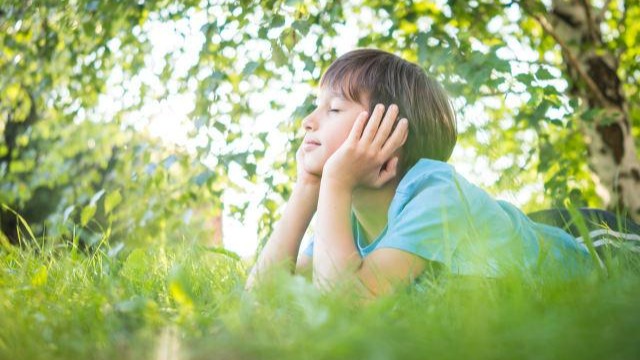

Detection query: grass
(1, 234), (640, 359)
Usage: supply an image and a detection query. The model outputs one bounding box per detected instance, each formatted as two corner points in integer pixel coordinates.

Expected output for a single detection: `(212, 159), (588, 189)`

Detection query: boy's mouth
(304, 137), (321, 146)
(303, 138), (321, 151)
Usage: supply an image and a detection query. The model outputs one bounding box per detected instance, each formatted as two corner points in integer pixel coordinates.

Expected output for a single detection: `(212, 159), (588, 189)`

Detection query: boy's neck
(351, 179), (399, 245)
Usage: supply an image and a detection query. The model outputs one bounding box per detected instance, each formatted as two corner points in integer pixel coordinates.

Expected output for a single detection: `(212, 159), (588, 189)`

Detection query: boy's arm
(313, 180), (427, 298)
(313, 104), (419, 298)
(313, 180), (359, 288)
(245, 182), (319, 290)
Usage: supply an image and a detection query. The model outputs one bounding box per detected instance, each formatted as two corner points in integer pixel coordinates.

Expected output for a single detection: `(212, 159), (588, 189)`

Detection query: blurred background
(1, 0), (638, 259)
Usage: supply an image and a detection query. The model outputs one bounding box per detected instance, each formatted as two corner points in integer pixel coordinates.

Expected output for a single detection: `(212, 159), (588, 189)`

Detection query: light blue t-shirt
(303, 158), (593, 278)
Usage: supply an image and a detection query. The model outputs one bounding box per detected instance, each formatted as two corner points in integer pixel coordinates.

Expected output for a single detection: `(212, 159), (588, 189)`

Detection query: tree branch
(523, 7), (611, 107)
(477, 88), (528, 98)
(578, 0), (599, 43)
(597, 0), (614, 20)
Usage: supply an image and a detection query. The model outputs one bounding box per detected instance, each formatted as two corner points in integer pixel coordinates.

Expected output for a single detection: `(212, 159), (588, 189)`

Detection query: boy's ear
(382, 156), (399, 173)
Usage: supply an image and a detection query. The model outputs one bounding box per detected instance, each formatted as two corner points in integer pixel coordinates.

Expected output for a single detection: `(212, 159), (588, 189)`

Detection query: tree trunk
(543, 0), (640, 222)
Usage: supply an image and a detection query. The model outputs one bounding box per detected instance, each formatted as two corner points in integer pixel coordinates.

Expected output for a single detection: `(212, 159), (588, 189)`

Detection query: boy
(245, 48), (637, 299)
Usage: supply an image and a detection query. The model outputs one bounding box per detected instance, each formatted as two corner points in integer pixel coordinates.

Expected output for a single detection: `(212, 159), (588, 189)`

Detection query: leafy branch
(521, 2), (611, 107)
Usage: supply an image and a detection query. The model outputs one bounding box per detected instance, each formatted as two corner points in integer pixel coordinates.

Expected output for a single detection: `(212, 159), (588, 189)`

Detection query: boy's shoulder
(396, 158), (456, 196)
(393, 158), (495, 215)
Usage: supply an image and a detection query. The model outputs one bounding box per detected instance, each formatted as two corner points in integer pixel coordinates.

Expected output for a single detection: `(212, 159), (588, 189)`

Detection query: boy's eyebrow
(312, 90), (346, 106)
(328, 89), (346, 99)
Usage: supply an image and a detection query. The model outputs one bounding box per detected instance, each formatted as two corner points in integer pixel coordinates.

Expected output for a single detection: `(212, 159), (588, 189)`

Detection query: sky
(96, 3), (544, 259)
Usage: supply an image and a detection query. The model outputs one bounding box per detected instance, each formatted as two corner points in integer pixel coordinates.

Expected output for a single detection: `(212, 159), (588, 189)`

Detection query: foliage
(0, 0), (222, 246)
(1, 1), (638, 245)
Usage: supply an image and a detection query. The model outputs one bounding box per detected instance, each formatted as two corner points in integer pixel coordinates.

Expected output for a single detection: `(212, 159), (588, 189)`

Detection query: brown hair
(319, 48), (457, 178)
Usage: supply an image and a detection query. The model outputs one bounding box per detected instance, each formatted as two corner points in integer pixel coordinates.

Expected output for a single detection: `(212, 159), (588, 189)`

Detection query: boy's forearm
(246, 182), (319, 288)
(313, 180), (362, 290)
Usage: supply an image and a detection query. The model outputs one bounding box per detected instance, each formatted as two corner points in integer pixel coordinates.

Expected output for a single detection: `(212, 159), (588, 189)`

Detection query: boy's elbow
(295, 254), (313, 279)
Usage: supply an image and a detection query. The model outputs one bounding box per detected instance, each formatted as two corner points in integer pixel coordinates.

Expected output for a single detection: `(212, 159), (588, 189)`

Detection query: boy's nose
(302, 113), (317, 131)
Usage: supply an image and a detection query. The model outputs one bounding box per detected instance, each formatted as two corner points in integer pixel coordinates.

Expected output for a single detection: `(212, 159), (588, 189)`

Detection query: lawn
(1, 238), (639, 359)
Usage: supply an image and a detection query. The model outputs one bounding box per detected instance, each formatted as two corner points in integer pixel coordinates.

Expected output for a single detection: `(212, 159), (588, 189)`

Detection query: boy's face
(301, 86), (369, 176)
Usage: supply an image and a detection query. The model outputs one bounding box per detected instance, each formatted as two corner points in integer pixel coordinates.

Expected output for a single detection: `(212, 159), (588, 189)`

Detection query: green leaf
(104, 190), (122, 215)
(242, 61), (260, 76)
(582, 108), (601, 122)
(531, 99), (551, 123)
(292, 20), (310, 36)
(244, 163), (257, 177)
(303, 56), (316, 72)
(270, 41), (287, 67)
(202, 245), (241, 261)
(31, 265), (48, 287)
(516, 73), (534, 84)
(213, 121), (227, 134)
(281, 28), (297, 51)
(549, 119), (564, 127)
(271, 14), (285, 28)
(121, 248), (148, 279)
(81, 204), (97, 226)
(536, 67), (556, 80)
(192, 170), (215, 186)
(163, 155), (178, 169)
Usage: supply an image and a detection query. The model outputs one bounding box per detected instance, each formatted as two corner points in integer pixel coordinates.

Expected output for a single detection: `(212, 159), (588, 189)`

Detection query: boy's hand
(323, 104), (408, 190)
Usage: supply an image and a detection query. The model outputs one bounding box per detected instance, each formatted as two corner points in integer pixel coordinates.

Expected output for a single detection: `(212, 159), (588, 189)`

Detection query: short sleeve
(376, 171), (527, 277)
(376, 177), (468, 266)
(301, 235), (314, 257)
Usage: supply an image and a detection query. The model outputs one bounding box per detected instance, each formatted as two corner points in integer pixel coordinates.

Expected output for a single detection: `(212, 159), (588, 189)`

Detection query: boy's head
(302, 48), (457, 180)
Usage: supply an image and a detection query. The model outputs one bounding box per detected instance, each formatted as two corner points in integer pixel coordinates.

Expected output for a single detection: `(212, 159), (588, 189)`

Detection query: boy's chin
(303, 162), (324, 177)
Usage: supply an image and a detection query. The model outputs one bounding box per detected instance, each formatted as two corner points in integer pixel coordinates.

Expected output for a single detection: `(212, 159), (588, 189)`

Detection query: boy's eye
(329, 109), (340, 113)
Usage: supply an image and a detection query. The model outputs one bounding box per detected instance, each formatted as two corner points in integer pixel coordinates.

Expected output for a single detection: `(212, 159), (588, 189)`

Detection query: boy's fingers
(361, 104), (385, 142)
(381, 118), (408, 157)
(348, 111), (369, 141)
(372, 104), (399, 149)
